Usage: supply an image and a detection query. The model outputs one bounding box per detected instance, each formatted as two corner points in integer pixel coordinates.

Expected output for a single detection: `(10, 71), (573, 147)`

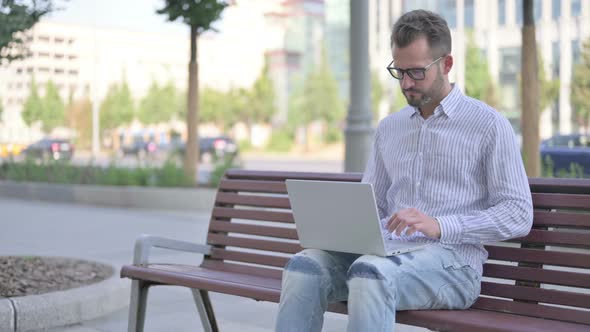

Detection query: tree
(157, 0), (228, 184)
(465, 32), (499, 108)
(99, 81), (134, 135)
(66, 97), (92, 149)
(0, 96), (4, 122)
(40, 80), (65, 132)
(289, 47), (345, 148)
(538, 54), (560, 112)
(0, 0), (56, 63)
(521, 0), (540, 177)
(248, 60), (276, 125)
(571, 37), (590, 133)
(21, 77), (43, 127)
(200, 87), (234, 132)
(138, 81), (181, 125)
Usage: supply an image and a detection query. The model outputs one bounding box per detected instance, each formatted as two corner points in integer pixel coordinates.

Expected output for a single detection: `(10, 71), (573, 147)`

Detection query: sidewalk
(0, 198), (425, 331)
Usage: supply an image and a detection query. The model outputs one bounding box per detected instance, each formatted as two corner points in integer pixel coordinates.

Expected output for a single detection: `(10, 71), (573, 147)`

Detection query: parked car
(175, 136), (239, 162)
(120, 136), (158, 158)
(22, 138), (74, 161)
(540, 134), (590, 176)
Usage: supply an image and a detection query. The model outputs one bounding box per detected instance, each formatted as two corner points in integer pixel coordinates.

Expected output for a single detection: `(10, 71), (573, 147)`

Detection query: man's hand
(386, 208), (441, 239)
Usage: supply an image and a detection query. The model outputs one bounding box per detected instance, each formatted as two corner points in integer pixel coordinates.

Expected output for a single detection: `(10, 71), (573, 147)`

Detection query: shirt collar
(408, 84), (463, 119)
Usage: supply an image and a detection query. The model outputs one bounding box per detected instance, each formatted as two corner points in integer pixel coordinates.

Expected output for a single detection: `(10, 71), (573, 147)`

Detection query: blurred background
(0, 0), (589, 186)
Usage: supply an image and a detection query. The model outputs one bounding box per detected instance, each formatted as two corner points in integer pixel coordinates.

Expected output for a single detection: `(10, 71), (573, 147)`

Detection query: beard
(402, 69), (444, 107)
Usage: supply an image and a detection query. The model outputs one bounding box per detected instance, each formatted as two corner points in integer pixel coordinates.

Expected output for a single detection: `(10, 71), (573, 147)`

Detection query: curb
(1, 262), (129, 332)
(0, 180), (216, 212)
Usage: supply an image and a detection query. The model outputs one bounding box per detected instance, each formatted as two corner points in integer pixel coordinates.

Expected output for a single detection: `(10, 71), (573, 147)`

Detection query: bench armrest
(133, 234), (212, 264)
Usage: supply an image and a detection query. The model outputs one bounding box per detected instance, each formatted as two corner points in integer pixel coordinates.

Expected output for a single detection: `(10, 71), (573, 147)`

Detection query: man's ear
(443, 55), (453, 74)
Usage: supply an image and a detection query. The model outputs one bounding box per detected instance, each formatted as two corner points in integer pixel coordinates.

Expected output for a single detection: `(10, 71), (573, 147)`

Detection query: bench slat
(215, 193), (291, 209)
(472, 296), (590, 325)
(201, 260), (283, 280)
(207, 233), (302, 254)
(209, 220), (298, 240)
(209, 248), (290, 268)
(224, 169), (363, 182)
(483, 263), (590, 288)
(511, 229), (590, 248)
(529, 177), (590, 195)
(485, 245), (590, 269)
(212, 207), (294, 223)
(533, 210), (590, 228)
(219, 179), (287, 194)
(480, 281), (590, 308)
(532, 193), (590, 210)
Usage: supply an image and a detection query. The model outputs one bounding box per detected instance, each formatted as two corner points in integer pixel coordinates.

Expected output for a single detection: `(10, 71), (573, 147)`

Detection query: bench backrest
(204, 169), (590, 326)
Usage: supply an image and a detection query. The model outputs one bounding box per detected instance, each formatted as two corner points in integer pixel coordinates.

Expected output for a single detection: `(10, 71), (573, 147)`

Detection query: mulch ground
(0, 256), (113, 298)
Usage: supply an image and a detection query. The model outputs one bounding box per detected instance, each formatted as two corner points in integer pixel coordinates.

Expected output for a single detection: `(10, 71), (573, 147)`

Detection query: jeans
(275, 245), (480, 332)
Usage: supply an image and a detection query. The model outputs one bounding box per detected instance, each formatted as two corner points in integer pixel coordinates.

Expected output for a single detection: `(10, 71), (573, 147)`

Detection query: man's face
(391, 37), (446, 107)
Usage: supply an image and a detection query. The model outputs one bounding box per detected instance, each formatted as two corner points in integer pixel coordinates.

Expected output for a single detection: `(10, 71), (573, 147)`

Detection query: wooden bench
(121, 169), (590, 332)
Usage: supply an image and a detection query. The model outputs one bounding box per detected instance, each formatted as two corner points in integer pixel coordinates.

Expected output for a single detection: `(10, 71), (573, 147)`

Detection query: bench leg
(128, 280), (150, 332)
(191, 289), (219, 332)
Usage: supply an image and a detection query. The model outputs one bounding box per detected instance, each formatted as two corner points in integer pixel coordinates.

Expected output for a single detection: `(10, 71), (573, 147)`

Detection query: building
(327, 0), (590, 137)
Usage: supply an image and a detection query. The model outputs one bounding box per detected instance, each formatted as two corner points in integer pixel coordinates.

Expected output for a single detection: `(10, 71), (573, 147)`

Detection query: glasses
(386, 56), (444, 81)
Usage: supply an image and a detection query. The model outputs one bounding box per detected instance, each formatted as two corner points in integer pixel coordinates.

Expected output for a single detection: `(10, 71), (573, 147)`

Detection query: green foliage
(538, 54), (560, 111)
(156, 0), (228, 33)
(40, 80), (65, 132)
(0, 96), (4, 122)
(99, 81), (135, 134)
(0, 159), (194, 187)
(200, 87), (236, 130)
(371, 71), (384, 123)
(390, 88), (407, 114)
(138, 81), (181, 125)
(0, 0), (55, 63)
(288, 47), (345, 129)
(208, 154), (242, 188)
(21, 79), (65, 132)
(571, 37), (590, 130)
(248, 60), (277, 124)
(464, 32), (499, 108)
(266, 130), (294, 152)
(66, 97), (92, 149)
(21, 77), (43, 126)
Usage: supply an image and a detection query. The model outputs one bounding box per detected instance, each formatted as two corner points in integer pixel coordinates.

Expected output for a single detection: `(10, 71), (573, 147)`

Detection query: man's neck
(419, 83), (453, 119)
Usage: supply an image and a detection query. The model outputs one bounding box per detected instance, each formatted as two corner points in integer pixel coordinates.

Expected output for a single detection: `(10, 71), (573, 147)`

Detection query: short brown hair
(390, 10), (452, 58)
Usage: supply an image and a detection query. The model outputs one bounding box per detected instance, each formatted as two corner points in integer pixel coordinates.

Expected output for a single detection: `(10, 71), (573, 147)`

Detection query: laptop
(285, 179), (429, 257)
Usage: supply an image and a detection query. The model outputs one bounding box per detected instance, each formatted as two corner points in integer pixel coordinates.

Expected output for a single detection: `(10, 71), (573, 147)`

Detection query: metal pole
(345, 0), (373, 172)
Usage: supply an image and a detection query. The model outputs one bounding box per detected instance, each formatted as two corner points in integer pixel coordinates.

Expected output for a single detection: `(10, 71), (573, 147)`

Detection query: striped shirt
(362, 85), (533, 276)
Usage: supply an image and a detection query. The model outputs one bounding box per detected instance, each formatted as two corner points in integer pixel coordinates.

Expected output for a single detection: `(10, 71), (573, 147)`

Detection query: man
(275, 10), (533, 332)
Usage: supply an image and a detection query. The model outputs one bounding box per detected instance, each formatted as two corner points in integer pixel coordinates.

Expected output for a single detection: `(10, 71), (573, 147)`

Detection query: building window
(16, 68), (22, 74)
(440, 0), (456, 29)
(515, 0), (523, 25)
(464, 0), (474, 28)
(572, 40), (581, 65)
(571, 0), (581, 17)
(38, 52), (50, 58)
(552, 0), (561, 21)
(68, 69), (78, 75)
(38, 67), (50, 73)
(27, 67), (33, 73)
(534, 0), (542, 22)
(38, 35), (50, 42)
(54, 53), (64, 59)
(552, 41), (560, 78)
(68, 55), (78, 60)
(54, 68), (64, 74)
(498, 0), (506, 25)
(54, 37), (64, 43)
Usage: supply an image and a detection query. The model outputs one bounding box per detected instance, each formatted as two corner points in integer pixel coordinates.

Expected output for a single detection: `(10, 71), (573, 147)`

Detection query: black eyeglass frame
(386, 56), (444, 81)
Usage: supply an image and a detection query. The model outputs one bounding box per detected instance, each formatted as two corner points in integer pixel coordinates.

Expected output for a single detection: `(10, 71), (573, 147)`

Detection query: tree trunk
(521, 0), (540, 177)
(184, 26), (200, 185)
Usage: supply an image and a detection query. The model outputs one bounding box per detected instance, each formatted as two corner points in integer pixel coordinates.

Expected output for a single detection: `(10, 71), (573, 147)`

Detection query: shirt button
(416, 182), (421, 187)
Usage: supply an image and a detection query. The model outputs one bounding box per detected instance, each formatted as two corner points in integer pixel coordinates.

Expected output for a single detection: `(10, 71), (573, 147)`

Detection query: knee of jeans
(284, 249), (327, 276)
(347, 257), (385, 281)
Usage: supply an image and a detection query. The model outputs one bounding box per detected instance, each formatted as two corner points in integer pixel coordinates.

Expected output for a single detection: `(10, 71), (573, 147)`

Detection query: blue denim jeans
(275, 245), (480, 332)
